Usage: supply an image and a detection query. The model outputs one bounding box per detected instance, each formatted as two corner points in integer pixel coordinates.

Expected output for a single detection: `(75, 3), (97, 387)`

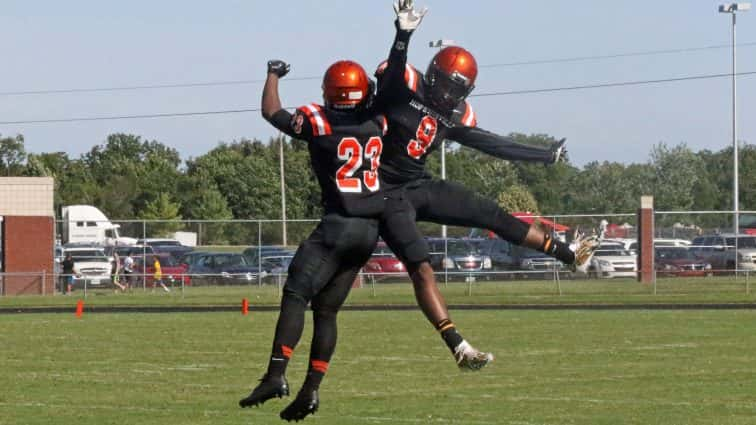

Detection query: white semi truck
(61, 205), (137, 246)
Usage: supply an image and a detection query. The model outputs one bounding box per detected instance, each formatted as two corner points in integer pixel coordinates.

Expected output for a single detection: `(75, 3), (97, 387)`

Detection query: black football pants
(403, 178), (530, 244)
(271, 207), (430, 370)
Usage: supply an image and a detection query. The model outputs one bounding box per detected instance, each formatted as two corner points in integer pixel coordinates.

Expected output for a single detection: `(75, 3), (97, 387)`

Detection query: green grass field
(3, 309), (756, 424)
(3, 276), (756, 308)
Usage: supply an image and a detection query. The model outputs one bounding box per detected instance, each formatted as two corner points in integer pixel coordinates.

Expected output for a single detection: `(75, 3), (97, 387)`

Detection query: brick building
(0, 177), (55, 295)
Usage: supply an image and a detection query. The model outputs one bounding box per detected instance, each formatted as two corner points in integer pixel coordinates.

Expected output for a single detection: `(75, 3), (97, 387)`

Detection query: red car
(363, 242), (406, 280)
(134, 254), (191, 287)
(655, 247), (712, 277)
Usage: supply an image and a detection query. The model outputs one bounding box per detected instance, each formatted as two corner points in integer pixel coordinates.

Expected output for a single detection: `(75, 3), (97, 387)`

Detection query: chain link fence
(2, 211), (755, 299)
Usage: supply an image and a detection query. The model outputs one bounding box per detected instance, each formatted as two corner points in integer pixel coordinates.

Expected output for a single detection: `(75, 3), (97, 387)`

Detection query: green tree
(649, 142), (704, 211)
(187, 139), (285, 244)
(0, 134), (27, 176)
(497, 185), (539, 214)
(181, 179), (233, 245)
(566, 161), (653, 227)
(139, 193), (183, 237)
(428, 145), (519, 201)
(83, 134), (183, 219)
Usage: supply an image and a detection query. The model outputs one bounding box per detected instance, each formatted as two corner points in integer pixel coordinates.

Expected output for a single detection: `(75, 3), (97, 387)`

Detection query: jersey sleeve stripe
(462, 101), (477, 127)
(303, 104), (331, 136)
(297, 106), (319, 136)
(405, 64), (418, 92)
(311, 104), (332, 135)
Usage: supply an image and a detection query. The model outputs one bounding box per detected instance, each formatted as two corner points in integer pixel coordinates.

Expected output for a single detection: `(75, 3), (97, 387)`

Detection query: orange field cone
(242, 298), (249, 316)
(75, 300), (84, 318)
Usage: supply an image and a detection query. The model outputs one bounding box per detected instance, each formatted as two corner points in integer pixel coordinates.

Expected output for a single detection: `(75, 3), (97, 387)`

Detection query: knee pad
(380, 197), (430, 265)
(312, 305), (338, 320)
(393, 237), (431, 265)
(282, 283), (313, 304)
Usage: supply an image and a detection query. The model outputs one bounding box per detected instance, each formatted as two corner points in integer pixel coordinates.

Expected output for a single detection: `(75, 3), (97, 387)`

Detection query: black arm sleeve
(266, 108), (313, 140)
(446, 126), (555, 164)
(375, 26), (413, 107)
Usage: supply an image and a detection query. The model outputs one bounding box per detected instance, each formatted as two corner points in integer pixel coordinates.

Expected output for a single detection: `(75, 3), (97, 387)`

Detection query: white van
(61, 205), (137, 246)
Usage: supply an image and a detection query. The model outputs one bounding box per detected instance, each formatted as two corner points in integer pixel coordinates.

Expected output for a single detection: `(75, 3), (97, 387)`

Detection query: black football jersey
(374, 29), (555, 185)
(375, 59), (476, 185)
(273, 104), (388, 216)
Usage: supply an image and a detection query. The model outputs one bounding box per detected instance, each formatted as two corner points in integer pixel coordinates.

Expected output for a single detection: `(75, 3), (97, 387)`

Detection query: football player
(240, 59), (491, 422)
(375, 0), (599, 271)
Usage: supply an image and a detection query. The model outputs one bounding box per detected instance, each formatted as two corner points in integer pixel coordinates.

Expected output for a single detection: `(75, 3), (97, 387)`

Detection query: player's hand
(267, 60), (290, 78)
(550, 138), (568, 164)
(393, 0), (428, 32)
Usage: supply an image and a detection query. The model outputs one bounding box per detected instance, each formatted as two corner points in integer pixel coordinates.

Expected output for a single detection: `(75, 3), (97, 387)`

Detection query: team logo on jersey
(408, 99), (453, 128)
(292, 113), (305, 134)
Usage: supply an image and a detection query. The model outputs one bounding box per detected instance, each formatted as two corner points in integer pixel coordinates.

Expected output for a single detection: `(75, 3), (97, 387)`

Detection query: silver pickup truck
(690, 234), (756, 273)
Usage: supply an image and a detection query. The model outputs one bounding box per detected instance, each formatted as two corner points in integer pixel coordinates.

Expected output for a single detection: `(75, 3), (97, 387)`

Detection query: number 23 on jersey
(336, 137), (383, 193)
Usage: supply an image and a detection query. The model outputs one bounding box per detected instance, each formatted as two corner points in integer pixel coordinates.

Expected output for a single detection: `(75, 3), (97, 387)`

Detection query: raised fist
(267, 60), (291, 78)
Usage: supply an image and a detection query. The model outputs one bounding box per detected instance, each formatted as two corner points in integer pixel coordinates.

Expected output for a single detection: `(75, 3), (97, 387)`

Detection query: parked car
(654, 247), (712, 277)
(476, 237), (567, 279)
(134, 254), (191, 287)
(64, 246), (113, 287)
(261, 252), (296, 274)
(620, 238), (692, 253)
(106, 245), (155, 258)
(428, 238), (492, 280)
(691, 234), (756, 273)
(604, 238), (638, 254)
(589, 243), (637, 278)
(363, 242), (406, 281)
(177, 251), (210, 268)
(186, 252), (263, 285)
(243, 245), (291, 266)
(653, 239), (692, 248)
(136, 238), (193, 259)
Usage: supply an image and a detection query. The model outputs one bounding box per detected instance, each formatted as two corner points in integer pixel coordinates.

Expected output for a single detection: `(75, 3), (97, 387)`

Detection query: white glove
(394, 0), (428, 32)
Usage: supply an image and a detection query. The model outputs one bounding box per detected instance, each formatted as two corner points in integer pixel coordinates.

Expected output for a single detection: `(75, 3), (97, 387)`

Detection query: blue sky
(1, 0), (754, 166)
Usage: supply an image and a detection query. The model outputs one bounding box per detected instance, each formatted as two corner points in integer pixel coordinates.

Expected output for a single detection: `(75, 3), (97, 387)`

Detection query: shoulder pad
(459, 101), (477, 127)
(404, 64), (419, 92)
(297, 103), (332, 136)
(374, 61), (419, 92)
(375, 60), (388, 77)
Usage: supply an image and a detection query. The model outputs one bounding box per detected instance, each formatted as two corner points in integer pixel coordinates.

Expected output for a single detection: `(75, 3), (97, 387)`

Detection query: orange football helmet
(425, 46), (478, 110)
(322, 60), (370, 110)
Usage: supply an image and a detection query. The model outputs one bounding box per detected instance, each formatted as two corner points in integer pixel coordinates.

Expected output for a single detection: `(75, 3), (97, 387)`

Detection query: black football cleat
(239, 374), (289, 408)
(279, 388), (319, 422)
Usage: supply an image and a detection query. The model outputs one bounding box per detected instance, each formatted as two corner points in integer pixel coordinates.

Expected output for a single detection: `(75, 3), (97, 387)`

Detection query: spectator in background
(61, 254), (75, 295)
(153, 256), (170, 293)
(123, 253), (134, 290)
(112, 251), (126, 292)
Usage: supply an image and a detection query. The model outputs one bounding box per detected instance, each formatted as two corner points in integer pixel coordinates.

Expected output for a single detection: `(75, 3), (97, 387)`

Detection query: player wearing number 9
(373, 1), (597, 275)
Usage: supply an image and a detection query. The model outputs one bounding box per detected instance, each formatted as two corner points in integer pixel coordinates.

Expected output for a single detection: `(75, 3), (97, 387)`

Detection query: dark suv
(476, 237), (567, 279)
(186, 252), (263, 285)
(426, 238), (492, 280)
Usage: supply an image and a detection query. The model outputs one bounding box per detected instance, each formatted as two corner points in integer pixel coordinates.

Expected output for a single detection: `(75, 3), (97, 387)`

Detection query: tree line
(1, 132), (752, 243)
